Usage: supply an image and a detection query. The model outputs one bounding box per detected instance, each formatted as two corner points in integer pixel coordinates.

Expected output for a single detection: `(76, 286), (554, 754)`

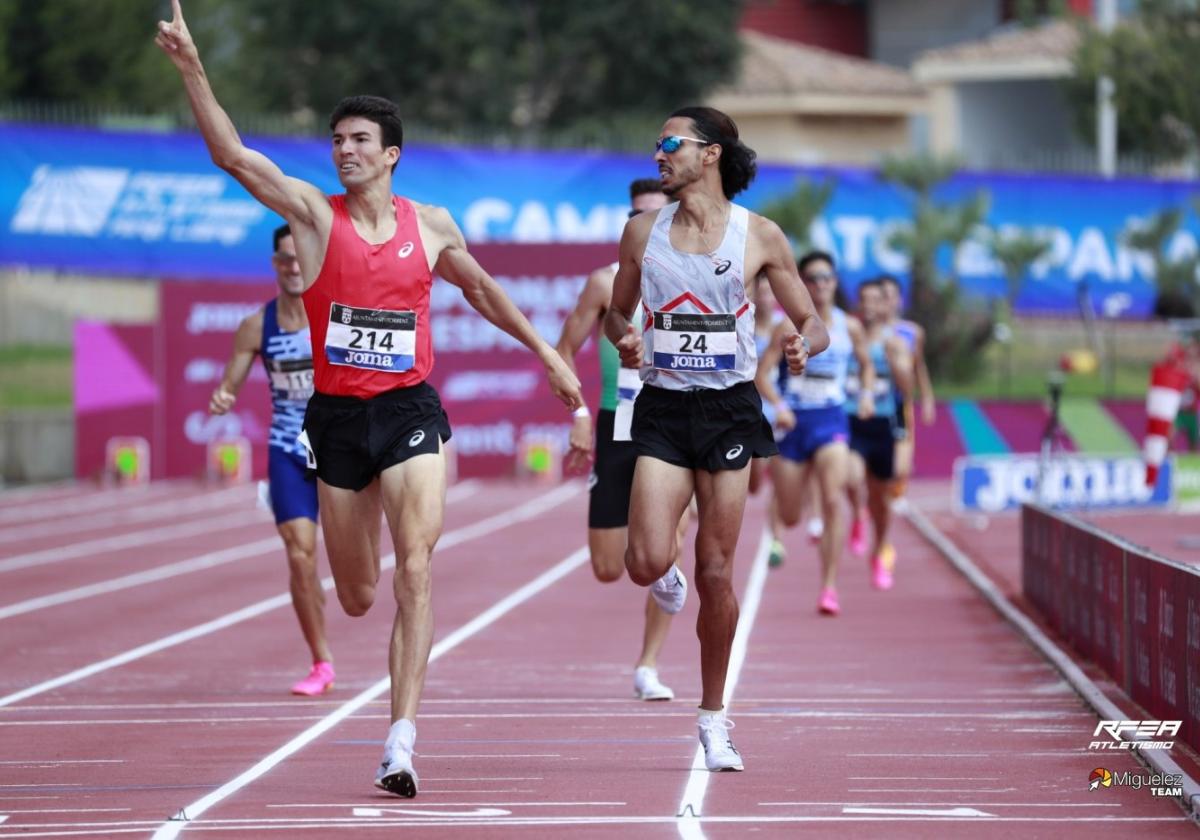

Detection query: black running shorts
(631, 381), (776, 472)
(302, 382), (452, 491)
(849, 415), (896, 481)
(588, 409), (636, 529)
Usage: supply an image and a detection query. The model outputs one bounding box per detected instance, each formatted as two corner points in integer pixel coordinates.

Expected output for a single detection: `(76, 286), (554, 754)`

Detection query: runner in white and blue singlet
(756, 251), (875, 616)
(842, 278), (913, 592)
(210, 224), (333, 697)
(603, 106), (828, 773)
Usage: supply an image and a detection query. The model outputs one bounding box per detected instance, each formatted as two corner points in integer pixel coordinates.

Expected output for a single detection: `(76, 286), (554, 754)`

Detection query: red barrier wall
(1022, 505), (1199, 754)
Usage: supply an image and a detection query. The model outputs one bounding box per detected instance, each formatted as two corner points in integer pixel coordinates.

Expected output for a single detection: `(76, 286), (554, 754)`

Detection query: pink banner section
(1022, 504), (1199, 754)
(73, 321), (162, 479)
(79, 243), (614, 481)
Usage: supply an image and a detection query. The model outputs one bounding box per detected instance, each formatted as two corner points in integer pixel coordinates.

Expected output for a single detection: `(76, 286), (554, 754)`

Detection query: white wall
(956, 79), (1088, 167)
(869, 0), (1000, 67)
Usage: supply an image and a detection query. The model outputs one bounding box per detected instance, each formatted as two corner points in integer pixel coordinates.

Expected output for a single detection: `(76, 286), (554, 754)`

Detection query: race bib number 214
(325, 303), (416, 373)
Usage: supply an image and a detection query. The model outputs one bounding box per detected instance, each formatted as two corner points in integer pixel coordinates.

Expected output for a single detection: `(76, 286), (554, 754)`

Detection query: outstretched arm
(155, 0), (326, 228)
(846, 316), (876, 420)
(555, 267), (612, 470)
(754, 218), (829, 374)
(602, 216), (651, 368)
(754, 319), (796, 432)
(210, 311), (262, 415)
(431, 208), (581, 409)
(912, 325), (937, 424)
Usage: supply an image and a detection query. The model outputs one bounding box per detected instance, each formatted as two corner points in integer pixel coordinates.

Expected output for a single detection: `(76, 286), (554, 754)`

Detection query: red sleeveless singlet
(303, 195), (434, 398)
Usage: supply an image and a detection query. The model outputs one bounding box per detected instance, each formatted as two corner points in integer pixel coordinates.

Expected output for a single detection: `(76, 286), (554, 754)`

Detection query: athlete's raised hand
(209, 386), (236, 415)
(615, 325), (642, 369)
(155, 0), (199, 68)
(783, 332), (809, 376)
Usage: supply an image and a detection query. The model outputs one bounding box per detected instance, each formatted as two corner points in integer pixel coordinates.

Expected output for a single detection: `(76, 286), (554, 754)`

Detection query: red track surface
(0, 478), (1194, 838)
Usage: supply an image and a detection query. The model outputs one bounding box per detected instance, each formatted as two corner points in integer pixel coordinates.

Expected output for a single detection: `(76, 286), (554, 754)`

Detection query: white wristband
(573, 405), (590, 418)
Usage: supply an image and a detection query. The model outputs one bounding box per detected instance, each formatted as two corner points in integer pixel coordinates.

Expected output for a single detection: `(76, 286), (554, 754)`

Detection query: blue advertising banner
(954, 453), (1174, 512)
(1, 122), (1196, 316)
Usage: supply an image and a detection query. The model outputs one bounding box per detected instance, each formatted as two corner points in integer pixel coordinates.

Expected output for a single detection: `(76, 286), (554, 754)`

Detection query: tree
(0, 1), (744, 144)
(1066, 0), (1200, 160)
(758, 178), (836, 257)
(989, 229), (1054, 394)
(0, 0), (203, 109)
(201, 0), (745, 143)
(881, 154), (994, 382)
(1121, 206), (1200, 316)
(991, 229), (1054, 313)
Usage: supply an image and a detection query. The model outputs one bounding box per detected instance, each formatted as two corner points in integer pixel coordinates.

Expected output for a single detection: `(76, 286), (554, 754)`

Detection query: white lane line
(0, 809), (130, 814)
(0, 510), (265, 574)
(0, 484), (250, 546)
(148, 544), (589, 840)
(0, 482), (581, 708)
(0, 481), (479, 619)
(266, 800), (617, 806)
(0, 485), (167, 525)
(0, 760), (124, 765)
(844, 807), (995, 817)
(676, 529), (771, 837)
(443, 480), (481, 504)
(760, 801), (1123, 808)
(0, 537), (282, 620)
(7, 813), (1184, 837)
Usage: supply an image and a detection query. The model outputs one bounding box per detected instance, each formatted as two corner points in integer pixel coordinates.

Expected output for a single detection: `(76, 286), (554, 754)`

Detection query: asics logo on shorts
(725, 444), (744, 460)
(408, 429), (426, 447)
(587, 471), (598, 491)
(397, 241), (414, 259)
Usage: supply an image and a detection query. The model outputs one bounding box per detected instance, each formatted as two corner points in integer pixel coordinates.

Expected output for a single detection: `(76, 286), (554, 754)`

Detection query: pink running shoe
(872, 545), (895, 590)
(291, 661), (335, 696)
(848, 515), (868, 557)
(817, 587), (840, 616)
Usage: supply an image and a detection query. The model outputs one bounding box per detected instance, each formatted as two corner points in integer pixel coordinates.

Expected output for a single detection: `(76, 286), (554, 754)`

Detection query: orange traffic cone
(1144, 361), (1190, 487)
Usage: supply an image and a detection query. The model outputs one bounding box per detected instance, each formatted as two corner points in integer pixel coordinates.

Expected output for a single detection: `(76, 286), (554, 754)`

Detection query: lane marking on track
(0, 483), (581, 709)
(267, 801), (618, 807)
(843, 807), (995, 817)
(6, 813), (1191, 837)
(904, 504), (1200, 821)
(148, 543), (590, 840)
(0, 760), (124, 765)
(0, 510), (265, 574)
(0, 538), (282, 620)
(676, 529), (770, 836)
(0, 696), (1085, 711)
(0, 485), (178, 525)
(0, 484), (251, 546)
(0, 481), (479, 619)
(761, 801), (1123, 808)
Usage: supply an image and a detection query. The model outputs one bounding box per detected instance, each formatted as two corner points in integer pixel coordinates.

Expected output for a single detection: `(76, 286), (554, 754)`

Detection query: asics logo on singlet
(397, 241), (414, 259)
(408, 429), (426, 447)
(725, 444), (744, 460)
(714, 259), (732, 275)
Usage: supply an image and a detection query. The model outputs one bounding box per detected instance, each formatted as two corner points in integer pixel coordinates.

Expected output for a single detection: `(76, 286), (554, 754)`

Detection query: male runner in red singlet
(157, 1), (581, 799)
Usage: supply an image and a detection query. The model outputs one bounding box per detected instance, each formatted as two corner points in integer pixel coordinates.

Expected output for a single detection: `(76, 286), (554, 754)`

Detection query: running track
(0, 478), (1194, 837)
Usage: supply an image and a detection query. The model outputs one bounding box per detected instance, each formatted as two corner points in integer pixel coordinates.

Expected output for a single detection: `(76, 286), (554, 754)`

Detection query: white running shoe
(698, 713), (744, 772)
(374, 722), (419, 798)
(633, 666), (675, 701)
(650, 566), (688, 615)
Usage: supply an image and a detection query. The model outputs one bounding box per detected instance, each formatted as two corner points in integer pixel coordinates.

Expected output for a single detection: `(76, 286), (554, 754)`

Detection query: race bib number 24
(652, 311), (735, 372)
